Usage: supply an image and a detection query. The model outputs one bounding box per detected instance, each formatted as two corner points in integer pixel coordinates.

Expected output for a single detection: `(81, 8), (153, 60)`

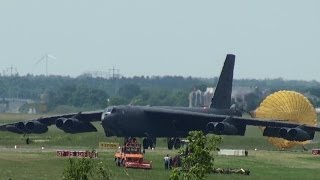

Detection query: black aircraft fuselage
(101, 105), (242, 137)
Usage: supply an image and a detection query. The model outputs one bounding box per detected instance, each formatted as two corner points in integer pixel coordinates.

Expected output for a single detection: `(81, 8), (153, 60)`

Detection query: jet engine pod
(56, 117), (83, 130)
(279, 127), (289, 138)
(214, 122), (238, 135)
(5, 122), (26, 134)
(25, 121), (48, 134)
(64, 118), (80, 129)
(56, 117), (67, 129)
(263, 126), (314, 142)
(278, 127), (312, 141)
(254, 90), (317, 149)
(55, 117), (97, 133)
(206, 122), (216, 132)
(206, 122), (238, 135)
(263, 126), (282, 137)
(287, 127), (314, 141)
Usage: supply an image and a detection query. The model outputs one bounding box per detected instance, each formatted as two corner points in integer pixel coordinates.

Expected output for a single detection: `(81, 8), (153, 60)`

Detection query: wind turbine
(35, 53), (56, 76)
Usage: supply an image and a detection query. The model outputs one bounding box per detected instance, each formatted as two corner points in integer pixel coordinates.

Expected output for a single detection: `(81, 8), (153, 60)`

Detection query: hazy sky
(1, 1), (319, 81)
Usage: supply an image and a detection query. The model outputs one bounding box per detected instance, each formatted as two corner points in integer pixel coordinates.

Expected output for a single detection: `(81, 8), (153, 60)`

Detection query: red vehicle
(312, 149), (320, 155)
(114, 142), (152, 169)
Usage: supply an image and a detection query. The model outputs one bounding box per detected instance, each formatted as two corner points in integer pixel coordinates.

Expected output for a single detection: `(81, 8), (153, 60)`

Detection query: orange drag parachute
(254, 90), (317, 149)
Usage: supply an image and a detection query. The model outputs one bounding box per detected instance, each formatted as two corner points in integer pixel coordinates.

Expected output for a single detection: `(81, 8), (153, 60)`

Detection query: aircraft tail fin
(210, 54), (235, 109)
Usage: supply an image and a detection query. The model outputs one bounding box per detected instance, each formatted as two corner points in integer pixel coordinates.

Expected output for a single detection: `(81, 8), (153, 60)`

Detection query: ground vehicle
(114, 141), (152, 169)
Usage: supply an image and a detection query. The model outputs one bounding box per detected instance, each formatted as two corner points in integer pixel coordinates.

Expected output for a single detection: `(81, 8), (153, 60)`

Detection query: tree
(108, 96), (128, 106)
(196, 84), (207, 92)
(62, 158), (111, 180)
(244, 92), (261, 111)
(170, 131), (222, 180)
(118, 84), (141, 100)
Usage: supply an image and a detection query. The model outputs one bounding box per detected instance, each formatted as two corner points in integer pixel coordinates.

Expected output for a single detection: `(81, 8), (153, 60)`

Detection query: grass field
(1, 113), (320, 179)
(1, 149), (320, 180)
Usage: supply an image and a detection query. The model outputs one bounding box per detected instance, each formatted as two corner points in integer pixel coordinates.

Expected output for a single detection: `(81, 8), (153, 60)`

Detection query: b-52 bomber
(0, 54), (319, 150)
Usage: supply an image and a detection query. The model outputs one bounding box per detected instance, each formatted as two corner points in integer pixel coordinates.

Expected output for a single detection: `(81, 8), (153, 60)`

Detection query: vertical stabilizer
(210, 54), (235, 109)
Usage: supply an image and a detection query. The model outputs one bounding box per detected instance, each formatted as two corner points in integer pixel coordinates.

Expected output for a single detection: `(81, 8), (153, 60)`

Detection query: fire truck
(114, 141), (152, 169)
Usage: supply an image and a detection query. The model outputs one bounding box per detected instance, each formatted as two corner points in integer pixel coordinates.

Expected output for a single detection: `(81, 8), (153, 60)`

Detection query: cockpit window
(111, 108), (117, 113)
(102, 107), (114, 119)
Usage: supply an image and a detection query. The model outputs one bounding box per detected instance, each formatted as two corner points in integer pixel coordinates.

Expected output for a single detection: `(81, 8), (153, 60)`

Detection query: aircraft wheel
(167, 138), (174, 150)
(143, 138), (149, 149)
(149, 137), (156, 149)
(174, 139), (181, 149)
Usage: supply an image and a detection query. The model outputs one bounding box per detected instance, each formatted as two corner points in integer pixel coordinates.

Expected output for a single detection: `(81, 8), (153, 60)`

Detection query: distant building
(0, 101), (8, 113)
(28, 108), (37, 114)
(203, 87), (215, 107)
(189, 89), (204, 107)
(189, 86), (265, 111)
(189, 87), (214, 107)
(0, 98), (35, 113)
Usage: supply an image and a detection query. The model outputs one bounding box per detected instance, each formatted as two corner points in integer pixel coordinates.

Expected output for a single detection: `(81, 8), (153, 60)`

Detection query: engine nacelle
(25, 121), (48, 134)
(206, 122), (216, 132)
(65, 118), (79, 129)
(206, 122), (238, 135)
(5, 122), (26, 134)
(279, 128), (289, 138)
(5, 122), (28, 134)
(56, 117), (68, 129)
(55, 117), (97, 133)
(263, 126), (314, 141)
(287, 128), (313, 141)
(263, 127), (282, 138)
(56, 118), (82, 130)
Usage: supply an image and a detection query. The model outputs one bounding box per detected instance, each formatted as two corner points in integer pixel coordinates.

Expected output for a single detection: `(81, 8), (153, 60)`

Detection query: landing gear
(124, 137), (156, 150)
(143, 138), (149, 149)
(124, 137), (138, 144)
(174, 138), (181, 149)
(167, 138), (181, 150)
(167, 138), (174, 150)
(142, 137), (156, 150)
(24, 134), (30, 144)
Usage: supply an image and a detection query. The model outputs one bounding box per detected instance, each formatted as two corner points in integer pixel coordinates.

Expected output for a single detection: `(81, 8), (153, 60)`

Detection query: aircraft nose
(102, 113), (116, 136)
(102, 113), (123, 136)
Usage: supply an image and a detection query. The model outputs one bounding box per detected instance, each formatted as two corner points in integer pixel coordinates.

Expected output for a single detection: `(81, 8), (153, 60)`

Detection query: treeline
(201, 77), (320, 92)
(0, 74), (320, 111)
(0, 75), (202, 111)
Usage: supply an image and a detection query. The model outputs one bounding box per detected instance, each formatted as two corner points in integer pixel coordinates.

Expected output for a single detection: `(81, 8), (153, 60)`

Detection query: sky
(0, 0), (319, 81)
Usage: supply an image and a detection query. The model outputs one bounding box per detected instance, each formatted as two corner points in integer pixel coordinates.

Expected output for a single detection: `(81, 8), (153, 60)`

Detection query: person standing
(164, 154), (170, 169)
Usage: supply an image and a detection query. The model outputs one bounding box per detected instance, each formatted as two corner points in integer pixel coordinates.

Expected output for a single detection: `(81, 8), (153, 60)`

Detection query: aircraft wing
(144, 107), (317, 128)
(0, 124), (6, 131)
(236, 117), (320, 130)
(0, 110), (103, 134)
(143, 107), (320, 141)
